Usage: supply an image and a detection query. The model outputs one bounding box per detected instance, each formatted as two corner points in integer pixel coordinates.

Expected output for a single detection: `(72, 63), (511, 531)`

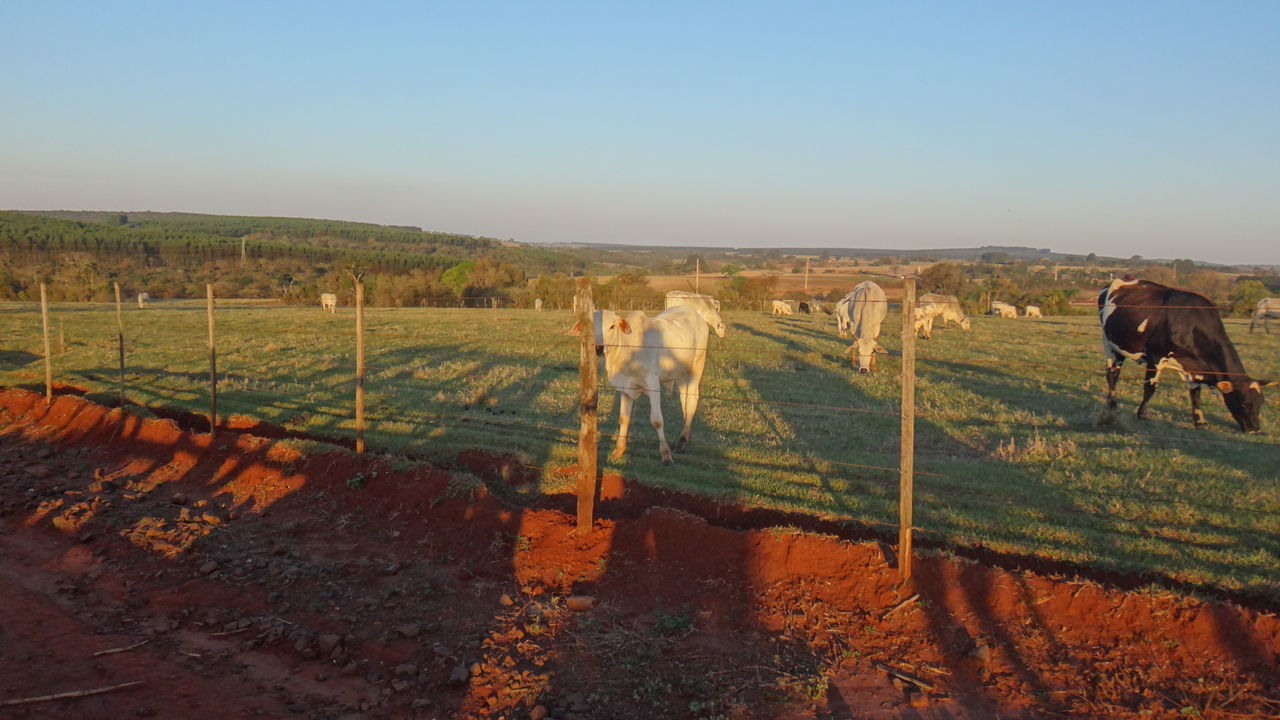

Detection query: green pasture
(1, 299), (1278, 598)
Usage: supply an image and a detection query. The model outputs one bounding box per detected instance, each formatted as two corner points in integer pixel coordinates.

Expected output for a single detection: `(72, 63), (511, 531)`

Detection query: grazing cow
(1099, 276), (1274, 433)
(1251, 298), (1279, 334)
(320, 293), (337, 313)
(665, 290), (722, 313)
(990, 301), (1017, 318)
(534, 298), (544, 311)
(796, 299), (830, 315)
(842, 281), (888, 373)
(771, 299), (793, 316)
(913, 293), (970, 339)
(572, 304), (719, 465)
(1024, 305), (1043, 318)
(136, 292), (149, 308)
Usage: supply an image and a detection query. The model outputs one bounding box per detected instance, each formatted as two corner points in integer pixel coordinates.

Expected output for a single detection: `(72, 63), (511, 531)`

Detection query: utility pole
(695, 257), (700, 293)
(805, 257), (810, 292)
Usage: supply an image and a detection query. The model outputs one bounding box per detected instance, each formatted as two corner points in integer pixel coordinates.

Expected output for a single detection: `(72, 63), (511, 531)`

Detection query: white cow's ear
(1260, 379), (1278, 388)
(615, 317), (632, 334)
(874, 343), (889, 354)
(568, 320), (585, 336)
(1216, 380), (1234, 393)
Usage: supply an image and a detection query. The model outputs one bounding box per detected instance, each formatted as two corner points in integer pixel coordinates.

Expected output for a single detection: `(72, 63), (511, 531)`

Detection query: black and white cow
(1099, 276), (1274, 433)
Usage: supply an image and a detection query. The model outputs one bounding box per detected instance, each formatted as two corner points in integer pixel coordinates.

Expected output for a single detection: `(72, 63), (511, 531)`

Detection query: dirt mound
(0, 387), (1276, 719)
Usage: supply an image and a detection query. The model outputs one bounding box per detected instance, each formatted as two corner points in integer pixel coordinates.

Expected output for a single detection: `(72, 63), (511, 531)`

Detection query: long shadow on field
(730, 321), (1088, 708)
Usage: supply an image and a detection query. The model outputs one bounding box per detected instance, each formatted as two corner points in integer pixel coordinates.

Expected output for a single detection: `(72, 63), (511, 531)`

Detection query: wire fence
(3, 282), (1279, 587)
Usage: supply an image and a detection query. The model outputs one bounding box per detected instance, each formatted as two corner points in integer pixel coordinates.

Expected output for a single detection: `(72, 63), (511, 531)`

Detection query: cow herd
(578, 280), (1275, 462)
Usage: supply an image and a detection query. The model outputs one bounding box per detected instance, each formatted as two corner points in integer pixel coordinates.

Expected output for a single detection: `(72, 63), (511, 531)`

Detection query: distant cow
(771, 299), (793, 316)
(665, 291), (721, 313)
(573, 303), (724, 465)
(534, 298), (544, 312)
(914, 293), (970, 339)
(320, 293), (337, 313)
(841, 281), (888, 373)
(1099, 276), (1274, 433)
(990, 302), (1017, 318)
(1251, 298), (1279, 334)
(796, 299), (830, 315)
(1024, 305), (1043, 318)
(136, 292), (149, 309)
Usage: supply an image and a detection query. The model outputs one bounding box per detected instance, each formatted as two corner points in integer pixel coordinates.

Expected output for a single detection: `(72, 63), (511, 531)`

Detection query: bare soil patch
(0, 388), (1276, 719)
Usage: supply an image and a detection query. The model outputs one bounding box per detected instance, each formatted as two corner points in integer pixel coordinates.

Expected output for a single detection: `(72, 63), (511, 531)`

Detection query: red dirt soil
(0, 387), (1277, 720)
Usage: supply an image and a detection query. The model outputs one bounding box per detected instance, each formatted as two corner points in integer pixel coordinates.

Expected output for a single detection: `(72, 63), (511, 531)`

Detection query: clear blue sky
(2, 1), (1277, 263)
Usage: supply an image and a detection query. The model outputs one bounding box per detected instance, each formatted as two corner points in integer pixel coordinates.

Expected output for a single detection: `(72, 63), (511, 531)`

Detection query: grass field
(2, 299), (1278, 599)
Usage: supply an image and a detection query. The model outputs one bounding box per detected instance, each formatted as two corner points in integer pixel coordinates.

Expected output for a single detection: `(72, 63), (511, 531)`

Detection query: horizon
(9, 207), (1274, 268)
(2, 2), (1277, 264)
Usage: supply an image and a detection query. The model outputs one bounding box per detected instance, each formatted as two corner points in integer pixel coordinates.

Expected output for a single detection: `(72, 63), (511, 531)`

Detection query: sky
(2, 1), (1278, 264)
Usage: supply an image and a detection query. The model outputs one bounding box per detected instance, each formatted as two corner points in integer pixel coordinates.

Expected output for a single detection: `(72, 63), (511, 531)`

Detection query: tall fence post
(114, 282), (125, 407)
(574, 277), (598, 533)
(39, 283), (52, 405)
(206, 284), (217, 436)
(355, 278), (366, 454)
(898, 276), (917, 581)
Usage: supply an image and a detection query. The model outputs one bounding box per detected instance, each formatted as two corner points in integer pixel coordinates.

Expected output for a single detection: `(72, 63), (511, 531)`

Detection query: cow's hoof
(661, 456), (675, 466)
(1194, 422), (1208, 430)
(674, 438), (689, 453)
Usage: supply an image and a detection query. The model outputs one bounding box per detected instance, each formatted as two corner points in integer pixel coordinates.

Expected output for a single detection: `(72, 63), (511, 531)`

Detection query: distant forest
(1, 210), (1274, 314)
(0, 211), (586, 306)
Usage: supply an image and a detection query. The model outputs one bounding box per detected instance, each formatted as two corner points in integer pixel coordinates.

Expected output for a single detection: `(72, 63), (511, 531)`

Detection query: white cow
(534, 298), (544, 311)
(843, 281), (888, 373)
(913, 293), (970, 339)
(990, 301), (1017, 318)
(771, 299), (793, 316)
(574, 304), (722, 465)
(136, 292), (149, 308)
(320, 293), (338, 313)
(1251, 298), (1279, 334)
(1024, 305), (1043, 318)
(665, 291), (721, 313)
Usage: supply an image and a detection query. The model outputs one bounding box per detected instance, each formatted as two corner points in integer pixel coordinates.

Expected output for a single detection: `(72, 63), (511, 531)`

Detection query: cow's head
(696, 306), (727, 338)
(569, 310), (632, 356)
(959, 316), (971, 331)
(1217, 379), (1277, 433)
(852, 338), (888, 373)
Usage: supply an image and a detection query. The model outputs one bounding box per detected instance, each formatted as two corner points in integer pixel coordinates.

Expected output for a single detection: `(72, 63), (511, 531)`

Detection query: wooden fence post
(39, 283), (52, 405)
(355, 278), (366, 454)
(574, 277), (598, 533)
(206, 284), (217, 436)
(114, 282), (125, 406)
(898, 276), (917, 581)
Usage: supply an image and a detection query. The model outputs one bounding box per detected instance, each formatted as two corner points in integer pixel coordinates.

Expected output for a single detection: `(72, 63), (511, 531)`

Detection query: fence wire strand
(8, 298), (1280, 535)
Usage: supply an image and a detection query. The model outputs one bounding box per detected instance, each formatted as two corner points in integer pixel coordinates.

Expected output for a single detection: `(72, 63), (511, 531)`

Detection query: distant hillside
(8, 210), (587, 275)
(0, 211), (589, 304)
(563, 242), (1125, 264)
(20, 210), (493, 252)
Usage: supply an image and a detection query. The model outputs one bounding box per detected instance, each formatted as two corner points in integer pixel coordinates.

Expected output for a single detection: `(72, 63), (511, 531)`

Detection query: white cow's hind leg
(611, 392), (634, 460)
(647, 386), (672, 465)
(674, 381), (701, 453)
